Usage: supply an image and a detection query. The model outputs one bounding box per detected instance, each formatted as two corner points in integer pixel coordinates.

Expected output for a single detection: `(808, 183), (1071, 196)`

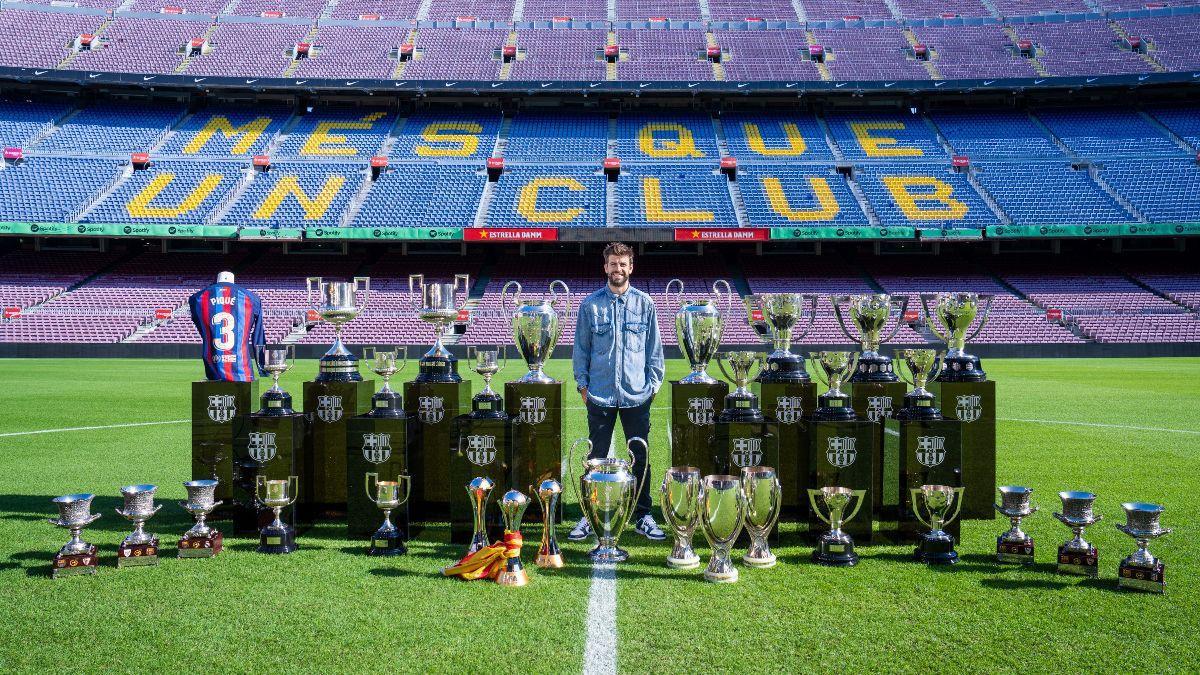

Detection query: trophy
(1117, 502), (1172, 593)
(116, 484), (162, 567)
(468, 346), (507, 417)
(921, 292), (993, 382)
(466, 476), (496, 555)
(534, 479), (564, 568)
(743, 292), (817, 383)
(365, 472), (411, 556)
(910, 484), (965, 564)
(1054, 491), (1102, 576)
(894, 348), (946, 420)
(179, 479), (224, 558)
(698, 474), (747, 583)
(808, 486), (867, 566)
(661, 466), (702, 569)
(306, 276), (370, 382)
(667, 278), (730, 385)
(362, 346), (407, 415)
(808, 351), (859, 421)
(496, 490), (531, 587)
(994, 485), (1037, 564)
(49, 494), (101, 578)
(256, 475), (299, 554)
(259, 345), (295, 415)
(410, 273), (471, 382)
(715, 351), (765, 422)
(832, 294), (908, 382)
(569, 437), (646, 563)
(501, 279), (569, 384)
(741, 466), (781, 568)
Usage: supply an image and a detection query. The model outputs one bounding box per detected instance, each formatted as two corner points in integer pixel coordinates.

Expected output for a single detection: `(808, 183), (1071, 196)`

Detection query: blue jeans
(585, 397), (654, 519)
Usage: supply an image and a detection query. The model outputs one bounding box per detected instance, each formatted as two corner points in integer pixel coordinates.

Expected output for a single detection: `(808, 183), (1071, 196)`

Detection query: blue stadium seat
(224, 163), (363, 228)
(974, 162), (1135, 224)
(615, 112), (719, 163)
(487, 167), (606, 227)
(0, 158), (123, 222)
(1147, 106), (1200, 151)
(617, 164), (737, 227)
(390, 111), (502, 161)
(1098, 159), (1200, 223)
(0, 99), (72, 148)
(34, 101), (185, 155)
(1035, 108), (1185, 158)
(930, 110), (1064, 159)
(504, 112), (608, 161)
(352, 165), (484, 227)
(738, 165), (868, 226)
(721, 112), (835, 162)
(274, 107), (395, 158)
(158, 105), (292, 157)
(825, 112), (945, 161)
(82, 161), (246, 224)
(855, 163), (998, 227)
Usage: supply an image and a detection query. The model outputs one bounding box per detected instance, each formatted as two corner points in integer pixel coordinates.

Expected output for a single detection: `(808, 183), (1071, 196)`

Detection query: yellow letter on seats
(516, 177), (586, 223)
(762, 177), (840, 221)
(414, 122), (484, 157)
(881, 176), (967, 220)
(744, 122), (808, 157)
(637, 123), (704, 158)
(183, 116), (272, 155)
(301, 112), (388, 156)
(253, 175), (347, 220)
(126, 173), (224, 219)
(850, 122), (924, 158)
(642, 177), (714, 222)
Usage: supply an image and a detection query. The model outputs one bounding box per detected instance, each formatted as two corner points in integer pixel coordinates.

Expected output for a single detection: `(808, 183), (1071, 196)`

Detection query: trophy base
(316, 354), (363, 382)
(812, 407), (857, 421)
(937, 355), (986, 383)
(742, 551), (777, 568)
(178, 531), (223, 558)
(1057, 544), (1099, 576)
(416, 355), (461, 383)
(849, 355), (898, 383)
(914, 535), (958, 565)
(894, 404), (942, 421)
(758, 354), (811, 383)
(258, 524), (298, 554)
(1118, 560), (1165, 593)
(589, 545), (630, 563)
(368, 531), (408, 556)
(717, 394), (763, 423)
(536, 552), (565, 569)
(52, 546), (98, 578)
(117, 539), (160, 568)
(813, 539), (859, 567)
(996, 536), (1035, 564)
(366, 390), (405, 418)
(496, 566), (529, 587)
(470, 393), (507, 419)
(703, 567), (739, 583)
(259, 390), (294, 416)
(666, 553), (701, 570)
(678, 370), (718, 385)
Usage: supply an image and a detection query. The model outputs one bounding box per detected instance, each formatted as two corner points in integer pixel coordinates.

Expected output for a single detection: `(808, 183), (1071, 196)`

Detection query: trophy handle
(843, 489), (868, 526)
(965, 293), (995, 343)
(749, 353), (765, 382)
(831, 295), (860, 344)
(807, 353), (829, 389)
(715, 352), (734, 385)
(395, 346), (408, 373)
(501, 280), (522, 309)
(397, 474), (412, 506)
(365, 471), (379, 504)
(255, 474), (266, 507)
(763, 475), (782, 534)
(920, 293), (948, 343)
(408, 274), (424, 312)
(497, 345), (508, 376)
(882, 295), (909, 345)
(944, 487), (965, 526)
(795, 294), (818, 341)
(549, 279), (570, 315)
(306, 276), (323, 311)
(807, 489), (832, 526)
(930, 350), (946, 383)
(909, 488), (933, 530)
(894, 351), (916, 389)
(454, 274), (471, 311)
(567, 437), (592, 517)
(625, 437), (650, 502)
(665, 278), (684, 308)
(353, 276), (370, 315)
(711, 279), (732, 315)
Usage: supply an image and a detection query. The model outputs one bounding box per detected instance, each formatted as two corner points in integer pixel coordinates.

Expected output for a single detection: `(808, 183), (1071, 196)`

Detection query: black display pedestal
(848, 381), (906, 519)
(234, 412), (304, 535)
(506, 381), (562, 521)
(405, 380), (472, 521)
(931, 380), (996, 520)
(192, 380), (258, 511)
(885, 418), (964, 543)
(301, 379), (374, 520)
(715, 418), (779, 547)
(808, 420), (878, 545)
(758, 381), (816, 520)
(450, 415), (512, 545)
(346, 414), (410, 539)
(669, 381), (727, 477)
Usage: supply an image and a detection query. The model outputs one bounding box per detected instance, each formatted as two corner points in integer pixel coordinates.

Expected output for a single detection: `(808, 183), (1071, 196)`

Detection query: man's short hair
(603, 242), (634, 263)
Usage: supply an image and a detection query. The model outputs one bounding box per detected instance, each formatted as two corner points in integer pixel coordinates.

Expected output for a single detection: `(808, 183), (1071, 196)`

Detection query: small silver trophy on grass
(116, 484), (162, 567)
(49, 494), (101, 578)
(179, 479), (223, 558)
(1117, 502), (1172, 594)
(995, 485), (1037, 564)
(1054, 491), (1101, 576)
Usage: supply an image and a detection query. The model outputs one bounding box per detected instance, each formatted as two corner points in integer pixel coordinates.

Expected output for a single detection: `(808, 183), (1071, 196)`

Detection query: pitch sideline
(0, 419), (189, 437)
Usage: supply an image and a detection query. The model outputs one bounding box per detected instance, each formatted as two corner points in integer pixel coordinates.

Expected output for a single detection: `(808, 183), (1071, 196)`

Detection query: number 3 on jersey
(212, 311), (236, 351)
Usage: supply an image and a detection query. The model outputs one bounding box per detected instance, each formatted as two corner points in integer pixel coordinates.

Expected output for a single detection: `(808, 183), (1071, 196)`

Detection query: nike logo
(785, 82), (797, 88)
(143, 76), (155, 81)
(1086, 77), (1097, 83)
(1034, 79), (1046, 84)
(345, 81), (358, 85)
(590, 82), (602, 87)
(737, 83), (748, 88)
(193, 77), (206, 82)
(934, 81), (946, 87)
(835, 82), (847, 88)
(295, 80), (306, 84)
(1138, 75), (1150, 81)
(89, 73), (101, 78)
(34, 70), (47, 75)
(444, 82), (457, 86)
(639, 83), (651, 88)
(245, 79), (258, 83)
(983, 80), (995, 85)
(541, 82), (552, 87)
(883, 82), (895, 87)
(395, 81), (407, 86)
(491, 82), (503, 87)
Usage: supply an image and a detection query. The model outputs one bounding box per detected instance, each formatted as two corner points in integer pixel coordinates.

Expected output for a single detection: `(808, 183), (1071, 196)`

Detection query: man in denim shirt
(569, 242), (667, 541)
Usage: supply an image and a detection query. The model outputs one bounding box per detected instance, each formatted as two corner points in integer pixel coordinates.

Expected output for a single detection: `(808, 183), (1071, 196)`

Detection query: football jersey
(189, 281), (266, 382)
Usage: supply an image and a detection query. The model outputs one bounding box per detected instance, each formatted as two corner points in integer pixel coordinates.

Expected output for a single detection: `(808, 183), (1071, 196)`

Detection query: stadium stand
(0, 158), (124, 222)
(617, 164), (738, 226)
(33, 100), (185, 155)
(720, 112), (835, 162)
(502, 111), (608, 161)
(929, 110), (1063, 159)
(222, 162), (365, 228)
(737, 165), (870, 226)
(854, 163), (999, 227)
(81, 161), (249, 225)
(1034, 107), (1185, 158)
(390, 110), (502, 160)
(507, 31), (610, 81)
(972, 162), (1135, 224)
(487, 166), (608, 227)
(351, 165), (485, 227)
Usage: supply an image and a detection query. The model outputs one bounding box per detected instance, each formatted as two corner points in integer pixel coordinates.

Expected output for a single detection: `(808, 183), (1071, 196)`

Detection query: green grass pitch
(0, 357), (1197, 672)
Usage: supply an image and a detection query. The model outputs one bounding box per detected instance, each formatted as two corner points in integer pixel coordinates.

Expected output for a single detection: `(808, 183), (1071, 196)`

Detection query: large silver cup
(410, 273), (470, 377)
(832, 293), (907, 382)
(921, 292), (993, 382)
(306, 276), (370, 382)
(569, 437), (647, 563)
(116, 484), (161, 546)
(668, 278), (731, 385)
(698, 474), (747, 583)
(661, 466), (702, 569)
(808, 486), (867, 566)
(501, 279), (569, 384)
(744, 292), (817, 382)
(181, 479), (222, 538)
(995, 485), (1037, 563)
(49, 493), (101, 555)
(1117, 502), (1172, 592)
(741, 466), (781, 568)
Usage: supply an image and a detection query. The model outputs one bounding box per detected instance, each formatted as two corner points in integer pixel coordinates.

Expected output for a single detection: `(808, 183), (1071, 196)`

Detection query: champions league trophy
(894, 348), (946, 420)
(410, 273), (471, 382)
(179, 479), (224, 558)
(1054, 491), (1102, 576)
(698, 474), (747, 583)
(49, 494), (101, 578)
(808, 487), (867, 566)
(502, 280), (569, 384)
(809, 351), (859, 421)
(995, 485), (1037, 564)
(743, 292), (817, 382)
(468, 346), (507, 418)
(534, 479), (564, 569)
(256, 475), (299, 554)
(911, 484), (965, 564)
(741, 466), (782, 568)
(1117, 502), (1172, 593)
(116, 484), (162, 567)
(363, 346), (407, 415)
(832, 294), (908, 382)
(715, 351), (765, 422)
(258, 346), (295, 415)
(306, 277), (370, 382)
(570, 438), (647, 563)
(668, 278), (730, 385)
(921, 293), (993, 382)
(365, 472), (411, 556)
(661, 466), (702, 569)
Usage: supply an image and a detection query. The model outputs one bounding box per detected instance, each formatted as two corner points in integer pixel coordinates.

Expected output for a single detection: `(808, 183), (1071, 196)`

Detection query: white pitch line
(583, 561), (618, 675)
(998, 417), (1200, 435)
(0, 419), (188, 438)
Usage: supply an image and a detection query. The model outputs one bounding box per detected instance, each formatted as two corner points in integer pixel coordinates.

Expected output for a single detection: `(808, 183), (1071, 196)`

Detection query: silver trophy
(569, 437), (647, 563)
(256, 475), (299, 554)
(179, 479), (223, 558)
(715, 351), (765, 422)
(306, 276), (370, 382)
(259, 345), (295, 415)
(1054, 490), (1102, 576)
(496, 490), (531, 587)
(808, 486), (867, 566)
(468, 346), (507, 416)
(410, 273), (470, 383)
(894, 348), (946, 420)
(808, 351), (859, 420)
(741, 466), (781, 568)
(920, 292), (993, 382)
(743, 291), (817, 383)
(911, 484), (965, 564)
(49, 494), (101, 577)
(501, 279), (569, 384)
(116, 484), (162, 566)
(466, 476), (496, 555)
(667, 278), (731, 385)
(1117, 502), (1172, 593)
(363, 346), (408, 416)
(698, 474), (747, 583)
(366, 472), (411, 556)
(661, 466), (702, 569)
(832, 293), (908, 382)
(994, 485), (1037, 564)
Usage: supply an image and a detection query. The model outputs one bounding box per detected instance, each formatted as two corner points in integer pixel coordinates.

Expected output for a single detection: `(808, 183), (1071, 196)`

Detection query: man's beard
(608, 272), (627, 286)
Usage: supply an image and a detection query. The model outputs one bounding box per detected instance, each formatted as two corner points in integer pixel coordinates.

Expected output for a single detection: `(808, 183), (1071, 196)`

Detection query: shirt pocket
(592, 320), (613, 351)
(623, 321), (646, 351)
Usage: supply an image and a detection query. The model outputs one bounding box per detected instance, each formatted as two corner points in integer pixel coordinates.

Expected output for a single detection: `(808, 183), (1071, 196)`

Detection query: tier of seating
(3, 7), (1200, 81)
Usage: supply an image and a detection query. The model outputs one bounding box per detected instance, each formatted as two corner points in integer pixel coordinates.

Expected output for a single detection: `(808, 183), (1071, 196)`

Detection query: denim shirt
(572, 285), (665, 408)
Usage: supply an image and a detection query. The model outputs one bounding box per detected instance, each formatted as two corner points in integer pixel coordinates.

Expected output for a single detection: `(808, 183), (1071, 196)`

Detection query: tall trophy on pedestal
(715, 352), (779, 482)
(116, 484), (161, 568)
(238, 351), (304, 535)
(306, 276), (370, 381)
(744, 291), (817, 383)
(716, 351), (765, 423)
(469, 347), (507, 419)
(364, 472), (411, 556)
(49, 494), (101, 578)
(1054, 490), (1102, 576)
(911, 484), (964, 564)
(808, 486), (867, 566)
(995, 485), (1037, 564)
(833, 294), (908, 383)
(924, 292), (997, 521)
(410, 273), (471, 382)
(668, 279), (729, 476)
(809, 352), (858, 421)
(347, 347), (410, 541)
(1117, 502), (1172, 593)
(259, 346), (295, 415)
(178, 479), (223, 558)
(450, 358), (511, 546)
(502, 280), (567, 523)
(362, 347), (407, 416)
(894, 349), (946, 421)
